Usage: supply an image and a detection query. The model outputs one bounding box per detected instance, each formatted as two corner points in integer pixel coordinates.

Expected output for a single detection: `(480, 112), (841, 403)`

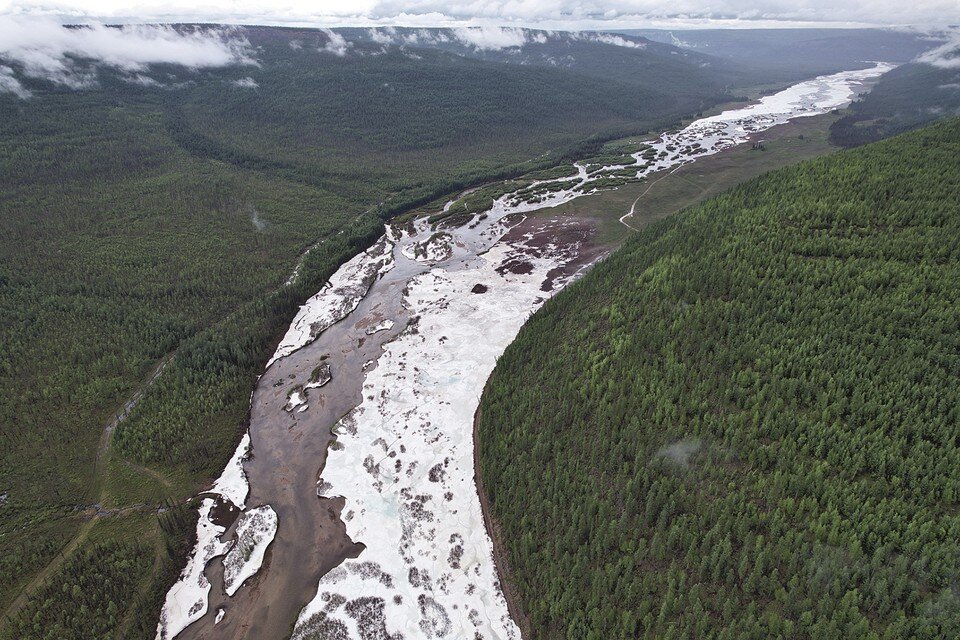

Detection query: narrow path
(2, 518), (96, 625)
(1, 351), (177, 630)
(93, 352), (176, 492)
(620, 163), (689, 230)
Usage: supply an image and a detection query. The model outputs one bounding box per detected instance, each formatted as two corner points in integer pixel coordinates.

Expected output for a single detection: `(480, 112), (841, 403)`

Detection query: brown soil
(497, 259), (534, 275)
(501, 213), (610, 292)
(208, 498), (241, 530)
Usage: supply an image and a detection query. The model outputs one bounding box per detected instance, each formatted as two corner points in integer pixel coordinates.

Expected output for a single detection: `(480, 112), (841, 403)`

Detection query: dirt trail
(1, 351), (177, 630)
(93, 351), (177, 493)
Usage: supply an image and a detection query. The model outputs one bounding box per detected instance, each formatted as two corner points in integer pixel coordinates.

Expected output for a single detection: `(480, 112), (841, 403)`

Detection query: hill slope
(0, 24), (948, 638)
(478, 118), (960, 639)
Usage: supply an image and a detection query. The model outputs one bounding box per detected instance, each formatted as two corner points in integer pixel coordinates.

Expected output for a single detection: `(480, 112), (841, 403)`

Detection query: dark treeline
(113, 212), (384, 475)
(478, 118), (960, 639)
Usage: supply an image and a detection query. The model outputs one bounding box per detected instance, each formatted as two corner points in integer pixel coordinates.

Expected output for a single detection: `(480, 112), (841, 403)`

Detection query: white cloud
(917, 33), (960, 69)
(232, 76), (258, 87)
(1, 0), (956, 30)
(127, 71), (160, 85)
(570, 32), (647, 48)
(366, 25), (528, 50)
(359, 26), (649, 52)
(590, 33), (646, 48)
(452, 26), (528, 50)
(0, 17), (254, 93)
(0, 64), (30, 97)
(363, 0), (960, 27)
(367, 26), (396, 44)
(319, 27), (351, 55)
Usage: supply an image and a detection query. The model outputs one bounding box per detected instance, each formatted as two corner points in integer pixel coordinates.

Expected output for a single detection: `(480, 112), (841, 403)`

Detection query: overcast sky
(1, 0), (957, 29)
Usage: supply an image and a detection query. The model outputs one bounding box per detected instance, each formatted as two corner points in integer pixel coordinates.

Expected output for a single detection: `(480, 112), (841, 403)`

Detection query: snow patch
(401, 232), (453, 264)
(223, 505), (279, 596)
(209, 432), (250, 509)
(294, 239), (570, 640)
(269, 234), (394, 366)
(285, 389), (307, 413)
(619, 63), (893, 226)
(156, 499), (231, 640)
(365, 319), (395, 335)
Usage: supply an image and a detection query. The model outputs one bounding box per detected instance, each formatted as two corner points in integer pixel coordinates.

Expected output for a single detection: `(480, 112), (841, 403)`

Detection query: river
(156, 62), (892, 640)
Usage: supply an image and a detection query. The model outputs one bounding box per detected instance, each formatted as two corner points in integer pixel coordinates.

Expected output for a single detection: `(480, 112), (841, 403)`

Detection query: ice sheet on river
(223, 505), (279, 596)
(210, 432), (250, 509)
(156, 499), (232, 640)
(293, 239), (574, 640)
(269, 235), (396, 366)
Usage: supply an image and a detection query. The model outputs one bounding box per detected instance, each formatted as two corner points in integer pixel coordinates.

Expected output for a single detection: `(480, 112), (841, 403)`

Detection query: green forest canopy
(478, 117), (960, 640)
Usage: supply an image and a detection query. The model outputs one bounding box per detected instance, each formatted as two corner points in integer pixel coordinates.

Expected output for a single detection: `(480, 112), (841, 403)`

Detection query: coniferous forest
(478, 118), (960, 640)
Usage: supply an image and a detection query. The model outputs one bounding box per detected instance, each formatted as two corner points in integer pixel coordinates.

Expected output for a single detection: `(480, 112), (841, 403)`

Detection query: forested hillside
(478, 118), (960, 639)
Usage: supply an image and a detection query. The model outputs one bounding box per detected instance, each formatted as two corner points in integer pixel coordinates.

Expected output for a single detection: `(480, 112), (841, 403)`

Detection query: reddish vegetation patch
(498, 214), (608, 292)
(496, 260), (534, 276)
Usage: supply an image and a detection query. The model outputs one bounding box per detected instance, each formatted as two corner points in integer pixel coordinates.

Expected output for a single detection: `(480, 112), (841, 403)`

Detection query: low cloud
(365, 27), (457, 48)
(232, 76), (258, 88)
(127, 72), (160, 86)
(364, 26), (534, 51)
(367, 26), (397, 45)
(364, 27), (591, 52)
(0, 64), (30, 97)
(360, 26), (653, 52)
(655, 438), (703, 468)
(452, 26), (527, 50)
(0, 17), (254, 95)
(320, 28), (351, 56)
(917, 33), (960, 69)
(2, 0), (959, 30)
(587, 33), (647, 49)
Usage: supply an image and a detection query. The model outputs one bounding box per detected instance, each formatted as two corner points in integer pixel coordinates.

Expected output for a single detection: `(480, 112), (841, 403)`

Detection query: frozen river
(157, 62), (891, 640)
